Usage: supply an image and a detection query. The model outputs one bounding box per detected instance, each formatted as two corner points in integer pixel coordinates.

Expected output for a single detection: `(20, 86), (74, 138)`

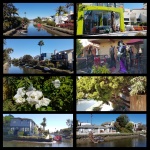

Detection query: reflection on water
(22, 23), (56, 36)
(4, 64), (50, 74)
(77, 137), (146, 147)
(77, 99), (99, 111)
(3, 140), (73, 147)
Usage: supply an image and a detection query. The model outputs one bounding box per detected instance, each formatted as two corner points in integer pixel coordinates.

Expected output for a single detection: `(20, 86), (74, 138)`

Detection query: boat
(53, 135), (62, 141)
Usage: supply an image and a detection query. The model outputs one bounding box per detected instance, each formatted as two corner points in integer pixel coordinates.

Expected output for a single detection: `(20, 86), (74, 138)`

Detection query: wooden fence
(119, 93), (146, 111)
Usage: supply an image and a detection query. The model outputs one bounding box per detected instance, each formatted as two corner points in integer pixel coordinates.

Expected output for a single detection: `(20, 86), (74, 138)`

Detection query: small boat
(20, 31), (27, 35)
(53, 135), (62, 141)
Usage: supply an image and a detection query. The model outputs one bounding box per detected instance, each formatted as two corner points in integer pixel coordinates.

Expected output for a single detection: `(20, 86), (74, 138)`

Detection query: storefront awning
(126, 39), (143, 45)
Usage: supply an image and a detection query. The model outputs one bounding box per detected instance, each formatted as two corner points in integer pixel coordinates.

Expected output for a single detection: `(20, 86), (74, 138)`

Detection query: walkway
(83, 30), (147, 36)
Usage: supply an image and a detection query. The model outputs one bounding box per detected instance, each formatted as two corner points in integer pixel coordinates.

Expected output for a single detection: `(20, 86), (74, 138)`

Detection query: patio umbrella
(126, 39), (143, 45)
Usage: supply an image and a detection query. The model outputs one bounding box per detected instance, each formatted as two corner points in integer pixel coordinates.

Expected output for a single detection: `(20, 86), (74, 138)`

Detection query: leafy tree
(66, 119), (73, 128)
(76, 76), (146, 104)
(114, 121), (121, 132)
(38, 40), (44, 61)
(3, 48), (14, 64)
(116, 114), (129, 128)
(76, 39), (83, 56)
(22, 55), (33, 64)
(125, 122), (134, 132)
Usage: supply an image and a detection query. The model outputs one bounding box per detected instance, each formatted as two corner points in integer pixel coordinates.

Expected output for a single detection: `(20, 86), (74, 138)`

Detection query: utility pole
(91, 114), (93, 125)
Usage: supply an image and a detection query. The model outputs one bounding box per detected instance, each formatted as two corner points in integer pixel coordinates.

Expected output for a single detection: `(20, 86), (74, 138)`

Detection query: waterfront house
(51, 49), (74, 69)
(76, 120), (116, 135)
(10, 118), (38, 135)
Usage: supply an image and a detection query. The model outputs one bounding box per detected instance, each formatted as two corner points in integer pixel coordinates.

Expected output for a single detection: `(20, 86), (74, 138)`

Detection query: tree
(22, 55), (33, 64)
(38, 40), (44, 61)
(66, 119), (73, 129)
(116, 114), (129, 128)
(65, 3), (74, 13)
(76, 39), (83, 56)
(3, 48), (14, 64)
(56, 6), (68, 24)
(125, 122), (134, 132)
(40, 117), (46, 131)
(24, 12), (26, 18)
(77, 76), (132, 103)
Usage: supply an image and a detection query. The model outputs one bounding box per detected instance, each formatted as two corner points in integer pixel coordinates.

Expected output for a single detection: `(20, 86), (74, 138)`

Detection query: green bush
(3, 76), (73, 111)
(92, 65), (110, 74)
(47, 63), (55, 68)
(46, 20), (56, 27)
(18, 131), (24, 136)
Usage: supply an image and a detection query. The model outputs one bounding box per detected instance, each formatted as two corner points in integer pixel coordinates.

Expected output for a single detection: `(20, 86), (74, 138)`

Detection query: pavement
(83, 30), (147, 36)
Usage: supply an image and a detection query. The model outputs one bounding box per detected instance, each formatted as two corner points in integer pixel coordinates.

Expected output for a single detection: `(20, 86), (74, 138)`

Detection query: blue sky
(3, 114), (73, 132)
(124, 3), (144, 9)
(4, 39), (74, 59)
(77, 114), (146, 125)
(13, 3), (74, 19)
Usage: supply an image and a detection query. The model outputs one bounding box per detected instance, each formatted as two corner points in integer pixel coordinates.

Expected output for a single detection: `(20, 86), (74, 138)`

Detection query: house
(51, 49), (74, 69)
(76, 120), (116, 135)
(10, 118), (38, 135)
(77, 3), (147, 35)
(76, 124), (116, 135)
(41, 53), (51, 60)
(129, 121), (142, 131)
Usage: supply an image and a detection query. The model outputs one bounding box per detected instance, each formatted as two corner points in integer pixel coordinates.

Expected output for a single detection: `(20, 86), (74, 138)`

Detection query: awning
(126, 39), (143, 45)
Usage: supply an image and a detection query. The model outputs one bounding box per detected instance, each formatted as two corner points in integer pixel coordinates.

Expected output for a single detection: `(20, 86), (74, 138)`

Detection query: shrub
(18, 131), (24, 136)
(47, 20), (56, 27)
(92, 65), (110, 74)
(48, 63), (54, 68)
(135, 32), (146, 36)
(3, 76), (73, 111)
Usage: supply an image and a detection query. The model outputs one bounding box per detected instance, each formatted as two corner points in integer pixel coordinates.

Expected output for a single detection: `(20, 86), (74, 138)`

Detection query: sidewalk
(83, 30), (147, 36)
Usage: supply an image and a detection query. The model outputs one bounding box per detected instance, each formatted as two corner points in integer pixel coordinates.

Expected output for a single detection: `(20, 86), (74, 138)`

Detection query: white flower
(26, 90), (43, 99)
(41, 97), (51, 106)
(15, 97), (26, 104)
(26, 97), (39, 106)
(17, 87), (26, 97)
(35, 101), (42, 109)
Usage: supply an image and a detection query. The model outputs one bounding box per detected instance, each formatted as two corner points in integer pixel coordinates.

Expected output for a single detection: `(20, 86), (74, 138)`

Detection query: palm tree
(65, 3), (74, 14)
(24, 12), (26, 18)
(40, 117), (46, 131)
(38, 40), (44, 62)
(56, 6), (68, 24)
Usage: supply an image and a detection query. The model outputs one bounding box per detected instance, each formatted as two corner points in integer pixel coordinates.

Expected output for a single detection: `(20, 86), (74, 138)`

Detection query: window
(124, 18), (129, 21)
(137, 18), (140, 22)
(13, 120), (16, 124)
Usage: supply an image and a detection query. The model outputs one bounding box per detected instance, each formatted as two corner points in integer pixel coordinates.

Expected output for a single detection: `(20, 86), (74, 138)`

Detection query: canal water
(77, 136), (146, 147)
(20, 22), (56, 36)
(4, 64), (50, 74)
(3, 140), (73, 147)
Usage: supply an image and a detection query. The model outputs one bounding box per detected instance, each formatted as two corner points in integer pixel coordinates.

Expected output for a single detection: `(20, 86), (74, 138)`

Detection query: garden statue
(117, 40), (127, 73)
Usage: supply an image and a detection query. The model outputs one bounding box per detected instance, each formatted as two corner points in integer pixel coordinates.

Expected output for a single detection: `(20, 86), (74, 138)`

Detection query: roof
(11, 118), (38, 126)
(77, 125), (111, 129)
(126, 39), (143, 45)
(59, 49), (73, 53)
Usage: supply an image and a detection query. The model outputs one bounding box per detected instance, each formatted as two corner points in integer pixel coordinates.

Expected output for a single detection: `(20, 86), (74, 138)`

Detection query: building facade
(10, 118), (38, 135)
(51, 49), (74, 69)
(41, 53), (51, 60)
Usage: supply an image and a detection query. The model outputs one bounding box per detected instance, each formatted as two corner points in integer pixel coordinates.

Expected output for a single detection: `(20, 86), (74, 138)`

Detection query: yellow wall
(83, 39), (138, 57)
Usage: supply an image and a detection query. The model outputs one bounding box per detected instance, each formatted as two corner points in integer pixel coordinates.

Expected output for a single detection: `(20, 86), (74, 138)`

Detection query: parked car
(91, 26), (111, 34)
